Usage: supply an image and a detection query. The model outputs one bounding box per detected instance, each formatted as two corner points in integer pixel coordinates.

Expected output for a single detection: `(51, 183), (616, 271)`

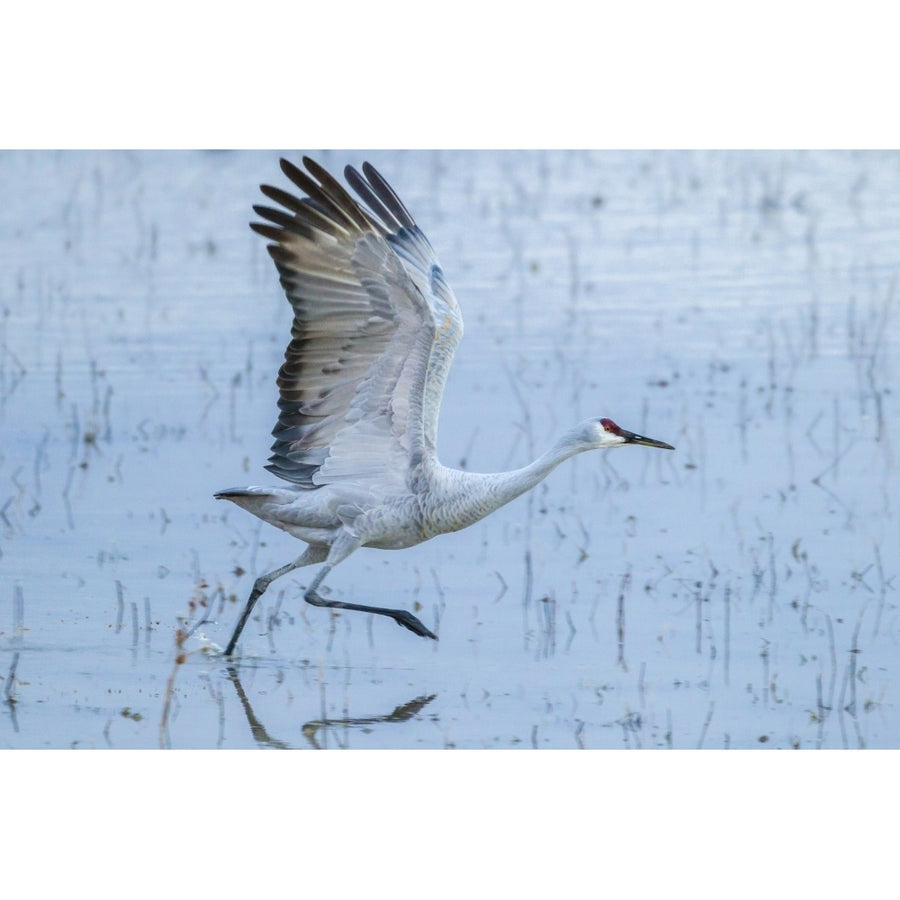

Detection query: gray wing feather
(252, 156), (463, 494)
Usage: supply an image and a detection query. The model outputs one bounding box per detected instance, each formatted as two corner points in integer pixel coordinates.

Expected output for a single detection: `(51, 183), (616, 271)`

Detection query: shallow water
(1, 149), (897, 748)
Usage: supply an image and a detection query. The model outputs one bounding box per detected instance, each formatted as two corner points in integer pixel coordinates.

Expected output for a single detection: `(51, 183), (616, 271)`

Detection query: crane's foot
(390, 609), (438, 640)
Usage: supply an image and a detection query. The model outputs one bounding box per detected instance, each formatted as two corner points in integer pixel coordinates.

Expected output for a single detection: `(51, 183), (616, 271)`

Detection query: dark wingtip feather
(266, 244), (295, 266)
(280, 157), (305, 185)
(345, 164), (402, 234)
(260, 183), (307, 214)
(249, 221), (282, 242)
(302, 156), (371, 231)
(360, 161), (416, 228)
(279, 158), (324, 204)
(253, 203), (291, 226)
(278, 156), (366, 232)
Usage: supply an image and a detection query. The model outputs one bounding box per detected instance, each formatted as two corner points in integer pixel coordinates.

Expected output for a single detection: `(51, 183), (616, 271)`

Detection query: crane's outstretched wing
(250, 157), (463, 494)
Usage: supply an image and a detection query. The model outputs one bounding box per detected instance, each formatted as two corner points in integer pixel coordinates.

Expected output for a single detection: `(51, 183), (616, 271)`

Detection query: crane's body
(218, 157), (674, 656)
(221, 424), (612, 545)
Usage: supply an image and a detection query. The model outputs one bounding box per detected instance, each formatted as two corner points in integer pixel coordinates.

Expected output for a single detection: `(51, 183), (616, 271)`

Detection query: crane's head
(582, 417), (675, 451)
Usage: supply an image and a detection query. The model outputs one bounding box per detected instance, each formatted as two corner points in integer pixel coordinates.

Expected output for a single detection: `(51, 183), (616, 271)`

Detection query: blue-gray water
(1, 150), (897, 748)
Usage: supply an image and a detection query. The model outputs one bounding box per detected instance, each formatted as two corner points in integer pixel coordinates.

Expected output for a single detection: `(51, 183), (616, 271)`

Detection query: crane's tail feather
(215, 487), (285, 519)
(215, 487), (275, 500)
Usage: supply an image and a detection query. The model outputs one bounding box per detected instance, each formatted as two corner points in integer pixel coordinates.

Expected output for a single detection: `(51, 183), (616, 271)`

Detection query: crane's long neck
(425, 431), (586, 537)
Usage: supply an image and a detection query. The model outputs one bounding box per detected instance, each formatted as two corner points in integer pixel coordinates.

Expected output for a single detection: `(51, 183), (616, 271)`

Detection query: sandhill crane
(217, 157), (674, 656)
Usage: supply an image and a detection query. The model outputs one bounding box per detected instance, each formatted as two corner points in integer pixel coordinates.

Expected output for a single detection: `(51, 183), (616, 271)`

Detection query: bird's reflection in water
(226, 666), (292, 749)
(225, 666), (435, 749)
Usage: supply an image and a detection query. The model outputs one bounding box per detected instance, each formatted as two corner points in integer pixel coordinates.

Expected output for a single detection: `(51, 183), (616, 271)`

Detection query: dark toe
(394, 610), (438, 640)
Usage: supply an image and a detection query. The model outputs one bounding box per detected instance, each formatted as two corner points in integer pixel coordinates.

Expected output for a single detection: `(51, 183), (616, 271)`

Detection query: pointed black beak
(621, 430), (675, 451)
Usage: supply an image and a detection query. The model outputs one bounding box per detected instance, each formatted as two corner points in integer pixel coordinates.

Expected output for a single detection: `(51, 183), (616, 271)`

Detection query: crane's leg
(303, 531), (438, 640)
(224, 544), (327, 657)
(303, 566), (437, 639)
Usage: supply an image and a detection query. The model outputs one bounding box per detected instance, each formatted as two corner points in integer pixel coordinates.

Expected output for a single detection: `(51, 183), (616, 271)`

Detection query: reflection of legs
(224, 545), (327, 656)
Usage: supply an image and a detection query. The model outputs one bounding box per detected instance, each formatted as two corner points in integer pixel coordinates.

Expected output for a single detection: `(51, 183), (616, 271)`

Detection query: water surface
(1, 150), (897, 748)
